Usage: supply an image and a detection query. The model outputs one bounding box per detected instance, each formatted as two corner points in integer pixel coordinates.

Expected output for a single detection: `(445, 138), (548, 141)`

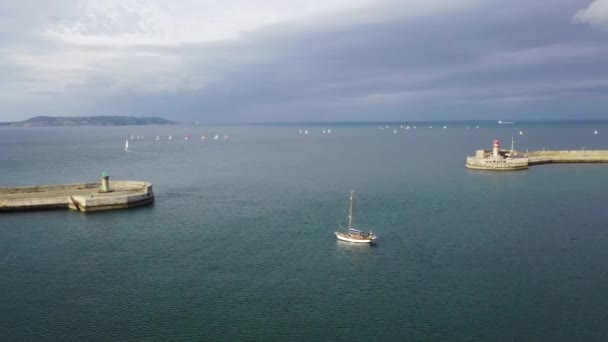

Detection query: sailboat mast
(348, 190), (354, 229)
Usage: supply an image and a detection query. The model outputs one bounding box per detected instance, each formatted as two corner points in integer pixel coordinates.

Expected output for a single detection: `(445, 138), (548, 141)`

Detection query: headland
(466, 139), (608, 171)
(1, 116), (177, 127)
(0, 178), (154, 212)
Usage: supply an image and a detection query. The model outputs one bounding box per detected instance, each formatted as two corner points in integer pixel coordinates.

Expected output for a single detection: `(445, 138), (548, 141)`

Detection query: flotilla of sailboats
(124, 131), (232, 147)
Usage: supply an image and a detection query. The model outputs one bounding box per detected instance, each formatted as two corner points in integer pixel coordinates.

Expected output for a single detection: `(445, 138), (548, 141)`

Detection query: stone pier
(0, 181), (154, 212)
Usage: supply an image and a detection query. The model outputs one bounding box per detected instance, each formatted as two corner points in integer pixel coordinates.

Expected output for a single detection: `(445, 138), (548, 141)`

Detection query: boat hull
(335, 232), (376, 243)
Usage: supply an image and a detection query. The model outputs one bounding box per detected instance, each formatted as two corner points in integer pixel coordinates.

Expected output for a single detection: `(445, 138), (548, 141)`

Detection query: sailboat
(335, 190), (377, 243)
(124, 139), (129, 151)
(168, 134), (172, 140)
(155, 135), (160, 141)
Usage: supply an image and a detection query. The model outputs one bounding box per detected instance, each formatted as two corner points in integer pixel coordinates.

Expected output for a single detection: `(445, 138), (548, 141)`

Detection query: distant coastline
(0, 116), (178, 127)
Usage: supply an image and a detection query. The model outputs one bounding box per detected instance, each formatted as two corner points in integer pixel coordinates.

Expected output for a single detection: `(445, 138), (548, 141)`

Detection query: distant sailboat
(304, 130), (309, 135)
(335, 190), (377, 244)
(213, 134), (219, 140)
(299, 129), (303, 134)
(124, 139), (129, 151)
(322, 129), (327, 134)
(130, 134), (135, 140)
(443, 126), (447, 129)
(155, 135), (160, 141)
(201, 134), (206, 140)
(327, 129), (332, 134)
(168, 135), (172, 140)
(185, 134), (191, 140)
(595, 130), (598, 135)
(141, 135), (144, 140)
(519, 131), (523, 135)
(393, 129), (397, 134)
(224, 135), (229, 140)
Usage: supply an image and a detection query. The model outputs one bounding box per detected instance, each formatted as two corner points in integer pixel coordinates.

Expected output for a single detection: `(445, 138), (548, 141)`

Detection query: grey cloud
(1, 0), (607, 122)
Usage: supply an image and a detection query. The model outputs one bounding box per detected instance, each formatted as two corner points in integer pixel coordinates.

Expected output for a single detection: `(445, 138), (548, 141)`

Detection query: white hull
(335, 232), (376, 243)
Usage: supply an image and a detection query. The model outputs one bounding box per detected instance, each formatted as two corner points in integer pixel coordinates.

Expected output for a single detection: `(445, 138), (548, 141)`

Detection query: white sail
(124, 140), (129, 151)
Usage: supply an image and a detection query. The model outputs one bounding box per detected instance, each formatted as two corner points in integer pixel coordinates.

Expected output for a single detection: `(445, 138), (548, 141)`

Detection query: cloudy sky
(1, 0), (607, 122)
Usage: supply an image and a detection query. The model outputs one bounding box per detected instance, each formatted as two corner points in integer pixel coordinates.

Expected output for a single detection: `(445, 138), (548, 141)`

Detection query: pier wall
(526, 150), (608, 165)
(0, 183), (98, 195)
(0, 181), (154, 212)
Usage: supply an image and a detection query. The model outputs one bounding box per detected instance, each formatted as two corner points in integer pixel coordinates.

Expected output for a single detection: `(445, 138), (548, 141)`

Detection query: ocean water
(1, 121), (608, 341)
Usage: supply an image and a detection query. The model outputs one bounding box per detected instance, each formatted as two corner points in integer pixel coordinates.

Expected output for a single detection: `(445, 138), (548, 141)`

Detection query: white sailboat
(155, 136), (160, 141)
(213, 134), (219, 140)
(168, 134), (172, 140)
(124, 139), (129, 151)
(335, 190), (377, 244)
(595, 130), (598, 135)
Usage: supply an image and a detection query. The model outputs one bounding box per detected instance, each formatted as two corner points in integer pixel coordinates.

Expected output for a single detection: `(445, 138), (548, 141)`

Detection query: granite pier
(466, 140), (608, 171)
(0, 179), (154, 212)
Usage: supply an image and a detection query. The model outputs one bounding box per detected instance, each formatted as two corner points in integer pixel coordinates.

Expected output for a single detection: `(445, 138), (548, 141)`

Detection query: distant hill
(4, 116), (178, 127)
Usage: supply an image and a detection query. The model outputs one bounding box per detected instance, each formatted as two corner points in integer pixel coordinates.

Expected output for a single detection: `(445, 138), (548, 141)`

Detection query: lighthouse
(492, 139), (500, 157)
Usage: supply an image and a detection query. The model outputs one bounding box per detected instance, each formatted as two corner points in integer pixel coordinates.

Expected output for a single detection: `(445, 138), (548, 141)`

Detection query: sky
(1, 0), (607, 122)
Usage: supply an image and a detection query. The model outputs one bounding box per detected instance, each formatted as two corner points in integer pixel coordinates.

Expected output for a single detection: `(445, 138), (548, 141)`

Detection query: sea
(1, 121), (608, 341)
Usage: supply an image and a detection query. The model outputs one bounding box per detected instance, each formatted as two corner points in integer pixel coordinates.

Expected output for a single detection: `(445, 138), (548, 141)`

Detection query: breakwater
(526, 150), (608, 165)
(0, 181), (154, 212)
(466, 149), (608, 171)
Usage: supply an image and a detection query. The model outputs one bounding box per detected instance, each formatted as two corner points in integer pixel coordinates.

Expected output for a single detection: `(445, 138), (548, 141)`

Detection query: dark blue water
(2, 122), (608, 341)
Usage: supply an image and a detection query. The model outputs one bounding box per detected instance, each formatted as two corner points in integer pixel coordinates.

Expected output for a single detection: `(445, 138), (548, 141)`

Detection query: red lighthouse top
(493, 139), (500, 148)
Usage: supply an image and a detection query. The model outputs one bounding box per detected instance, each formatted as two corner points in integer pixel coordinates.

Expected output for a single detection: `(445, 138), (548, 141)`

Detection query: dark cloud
(1, 0), (606, 122)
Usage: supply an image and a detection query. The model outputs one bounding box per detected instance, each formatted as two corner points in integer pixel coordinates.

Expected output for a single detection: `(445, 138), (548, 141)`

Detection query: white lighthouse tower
(492, 139), (500, 157)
